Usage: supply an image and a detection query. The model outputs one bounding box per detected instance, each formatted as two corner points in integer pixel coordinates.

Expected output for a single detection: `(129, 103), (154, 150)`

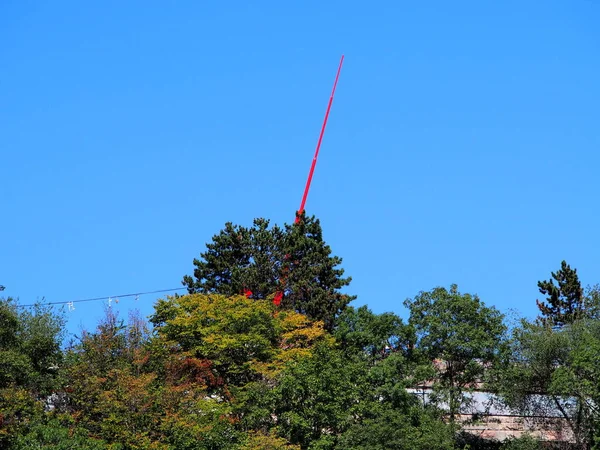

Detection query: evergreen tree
(182, 218), (285, 300)
(536, 260), (584, 327)
(182, 214), (354, 329)
(282, 214), (354, 329)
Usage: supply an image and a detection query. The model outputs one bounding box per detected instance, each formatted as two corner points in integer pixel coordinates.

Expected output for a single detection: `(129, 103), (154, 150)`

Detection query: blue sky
(2, 1), (599, 336)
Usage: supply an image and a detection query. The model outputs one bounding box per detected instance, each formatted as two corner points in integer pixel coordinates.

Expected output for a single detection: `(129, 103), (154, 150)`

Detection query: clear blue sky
(2, 1), (599, 336)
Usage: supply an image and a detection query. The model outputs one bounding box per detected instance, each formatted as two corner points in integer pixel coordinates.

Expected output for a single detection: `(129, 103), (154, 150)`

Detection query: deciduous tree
(405, 285), (506, 423)
(494, 318), (600, 448)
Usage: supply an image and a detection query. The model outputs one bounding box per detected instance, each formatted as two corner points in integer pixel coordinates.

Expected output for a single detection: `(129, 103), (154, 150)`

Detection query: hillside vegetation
(2, 216), (600, 449)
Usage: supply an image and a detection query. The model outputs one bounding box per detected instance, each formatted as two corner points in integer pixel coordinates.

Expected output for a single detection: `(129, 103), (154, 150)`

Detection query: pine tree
(182, 214), (354, 329)
(536, 260), (584, 327)
(182, 218), (285, 299)
(282, 214), (355, 329)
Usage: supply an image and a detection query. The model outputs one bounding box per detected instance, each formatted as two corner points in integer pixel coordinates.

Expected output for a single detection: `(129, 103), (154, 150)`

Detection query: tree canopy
(6, 212), (600, 450)
(182, 214), (354, 329)
(536, 260), (585, 327)
(405, 285), (507, 423)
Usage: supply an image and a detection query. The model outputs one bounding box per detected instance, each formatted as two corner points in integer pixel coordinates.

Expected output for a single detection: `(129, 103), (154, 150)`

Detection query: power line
(16, 287), (187, 308)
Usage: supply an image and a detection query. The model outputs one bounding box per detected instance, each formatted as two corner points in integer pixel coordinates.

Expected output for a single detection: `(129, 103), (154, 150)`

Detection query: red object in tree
(273, 291), (283, 306)
(244, 289), (252, 298)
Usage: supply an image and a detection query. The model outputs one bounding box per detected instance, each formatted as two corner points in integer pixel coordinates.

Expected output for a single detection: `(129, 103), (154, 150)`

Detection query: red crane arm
(296, 55), (344, 222)
(271, 56), (345, 306)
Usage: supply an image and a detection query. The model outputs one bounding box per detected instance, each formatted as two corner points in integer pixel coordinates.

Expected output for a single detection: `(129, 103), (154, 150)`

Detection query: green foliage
(0, 299), (20, 349)
(21, 303), (65, 394)
(218, 302), (451, 450)
(0, 298), (64, 395)
(337, 407), (454, 450)
(0, 386), (43, 446)
(11, 418), (110, 450)
(182, 215), (354, 329)
(282, 215), (355, 330)
(334, 305), (412, 364)
(273, 343), (368, 449)
(335, 332), (453, 449)
(536, 260), (585, 327)
(492, 320), (565, 407)
(235, 380), (278, 433)
(500, 434), (543, 450)
(493, 317), (600, 448)
(151, 294), (330, 385)
(240, 432), (301, 449)
(65, 307), (242, 449)
(152, 293), (279, 385)
(14, 217), (600, 450)
(405, 284), (507, 422)
(0, 298), (65, 447)
(64, 309), (161, 448)
(148, 293), (337, 448)
(183, 218), (285, 299)
(159, 399), (242, 450)
(0, 350), (31, 387)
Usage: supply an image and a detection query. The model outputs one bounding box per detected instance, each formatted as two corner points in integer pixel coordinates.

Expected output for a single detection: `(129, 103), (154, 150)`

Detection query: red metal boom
(270, 56), (345, 307)
(295, 55), (344, 222)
